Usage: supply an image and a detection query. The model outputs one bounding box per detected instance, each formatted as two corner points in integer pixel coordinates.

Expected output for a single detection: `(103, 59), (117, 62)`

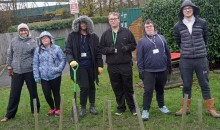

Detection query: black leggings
(41, 76), (61, 110)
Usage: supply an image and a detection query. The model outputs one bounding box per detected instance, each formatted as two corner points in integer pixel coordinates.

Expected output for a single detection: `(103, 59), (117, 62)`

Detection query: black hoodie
(173, 0), (208, 59)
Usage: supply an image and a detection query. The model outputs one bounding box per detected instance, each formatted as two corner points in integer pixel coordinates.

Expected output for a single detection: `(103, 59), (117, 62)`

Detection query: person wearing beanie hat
(33, 31), (66, 116)
(1, 23), (40, 122)
(173, 0), (220, 118)
(17, 23), (30, 39)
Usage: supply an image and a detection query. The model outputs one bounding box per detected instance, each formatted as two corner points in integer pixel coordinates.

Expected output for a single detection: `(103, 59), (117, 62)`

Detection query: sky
(0, 2), (69, 10)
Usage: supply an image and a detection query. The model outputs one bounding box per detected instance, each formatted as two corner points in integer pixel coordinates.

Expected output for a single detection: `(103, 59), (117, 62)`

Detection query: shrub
(8, 16), (108, 32)
(142, 0), (220, 63)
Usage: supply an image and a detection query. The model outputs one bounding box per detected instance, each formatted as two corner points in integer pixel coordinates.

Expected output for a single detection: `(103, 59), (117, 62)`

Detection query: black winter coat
(173, 18), (208, 58)
(65, 32), (103, 84)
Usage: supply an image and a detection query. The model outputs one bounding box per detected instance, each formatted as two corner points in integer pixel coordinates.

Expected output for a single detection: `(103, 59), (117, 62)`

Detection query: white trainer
(159, 106), (171, 114)
(141, 110), (149, 121)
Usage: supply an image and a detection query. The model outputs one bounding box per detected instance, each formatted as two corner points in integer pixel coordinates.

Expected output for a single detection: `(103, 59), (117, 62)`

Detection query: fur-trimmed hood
(72, 15), (94, 34)
(179, 0), (200, 19)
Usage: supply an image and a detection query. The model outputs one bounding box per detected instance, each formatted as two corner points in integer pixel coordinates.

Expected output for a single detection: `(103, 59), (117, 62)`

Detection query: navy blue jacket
(137, 34), (171, 73)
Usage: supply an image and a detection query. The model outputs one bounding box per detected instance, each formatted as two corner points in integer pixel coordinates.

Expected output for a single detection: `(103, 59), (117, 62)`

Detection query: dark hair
(144, 19), (155, 27)
(38, 43), (44, 54)
(143, 19), (158, 33)
(38, 36), (52, 54)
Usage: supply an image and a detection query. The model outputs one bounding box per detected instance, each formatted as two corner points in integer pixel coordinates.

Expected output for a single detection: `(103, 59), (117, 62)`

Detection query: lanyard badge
(112, 31), (118, 53)
(112, 31), (117, 46)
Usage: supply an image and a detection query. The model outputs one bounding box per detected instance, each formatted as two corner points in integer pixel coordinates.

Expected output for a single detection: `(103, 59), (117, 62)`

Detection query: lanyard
(146, 35), (157, 48)
(80, 35), (87, 52)
(112, 31), (117, 45)
(146, 34), (165, 52)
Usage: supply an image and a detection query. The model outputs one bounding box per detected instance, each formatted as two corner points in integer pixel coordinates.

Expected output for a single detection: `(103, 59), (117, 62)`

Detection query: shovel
(71, 64), (79, 120)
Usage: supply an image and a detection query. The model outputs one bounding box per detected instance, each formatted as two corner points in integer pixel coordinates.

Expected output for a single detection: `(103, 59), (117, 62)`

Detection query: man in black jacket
(65, 16), (103, 117)
(100, 12), (137, 116)
(173, 0), (220, 118)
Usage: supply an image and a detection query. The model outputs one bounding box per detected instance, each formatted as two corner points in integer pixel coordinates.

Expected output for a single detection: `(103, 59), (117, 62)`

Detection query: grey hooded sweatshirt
(173, 0), (208, 59)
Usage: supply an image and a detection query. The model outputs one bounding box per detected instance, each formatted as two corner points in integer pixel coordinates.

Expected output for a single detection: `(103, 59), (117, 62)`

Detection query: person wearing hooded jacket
(173, 0), (220, 118)
(1, 23), (40, 122)
(33, 31), (66, 116)
(65, 16), (103, 117)
(137, 19), (172, 121)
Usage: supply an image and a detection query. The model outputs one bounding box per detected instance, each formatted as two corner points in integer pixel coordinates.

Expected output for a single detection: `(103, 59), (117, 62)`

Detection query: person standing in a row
(137, 19), (172, 121)
(1, 23), (40, 122)
(65, 16), (103, 117)
(33, 31), (66, 116)
(100, 12), (137, 116)
(174, 0), (220, 118)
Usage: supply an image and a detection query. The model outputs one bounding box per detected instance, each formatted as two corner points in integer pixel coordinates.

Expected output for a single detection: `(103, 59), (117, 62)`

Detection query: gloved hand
(70, 60), (78, 68)
(8, 69), (13, 76)
(110, 47), (117, 53)
(53, 67), (60, 72)
(35, 78), (41, 84)
(139, 72), (144, 80)
(121, 43), (129, 52)
(167, 69), (172, 82)
(167, 68), (172, 75)
(98, 67), (103, 75)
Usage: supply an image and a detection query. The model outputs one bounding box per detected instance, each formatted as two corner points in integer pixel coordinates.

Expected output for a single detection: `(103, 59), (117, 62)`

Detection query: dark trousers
(107, 63), (135, 112)
(143, 71), (167, 110)
(179, 57), (211, 99)
(5, 72), (40, 119)
(78, 67), (95, 108)
(41, 76), (61, 110)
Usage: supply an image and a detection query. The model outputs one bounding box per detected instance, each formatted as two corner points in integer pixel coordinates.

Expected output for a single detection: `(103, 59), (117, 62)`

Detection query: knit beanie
(17, 23), (29, 32)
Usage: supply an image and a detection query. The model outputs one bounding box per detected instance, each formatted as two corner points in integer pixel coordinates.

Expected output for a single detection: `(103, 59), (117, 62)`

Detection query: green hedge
(142, 0), (220, 63)
(8, 16), (108, 33)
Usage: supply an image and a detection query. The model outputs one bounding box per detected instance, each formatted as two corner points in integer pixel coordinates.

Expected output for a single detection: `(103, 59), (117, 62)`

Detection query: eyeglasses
(183, 7), (192, 11)
(145, 25), (154, 28)
(41, 36), (50, 40)
(19, 29), (28, 32)
(109, 18), (119, 21)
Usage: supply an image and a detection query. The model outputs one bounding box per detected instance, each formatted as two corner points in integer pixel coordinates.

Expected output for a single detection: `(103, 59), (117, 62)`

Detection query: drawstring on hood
(179, 0), (200, 19)
(72, 15), (94, 34)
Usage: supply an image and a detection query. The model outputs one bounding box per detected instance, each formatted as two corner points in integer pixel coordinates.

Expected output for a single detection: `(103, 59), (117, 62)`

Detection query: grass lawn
(0, 64), (220, 130)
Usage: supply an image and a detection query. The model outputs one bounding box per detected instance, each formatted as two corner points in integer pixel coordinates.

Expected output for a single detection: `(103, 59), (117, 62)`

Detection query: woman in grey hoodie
(1, 23), (40, 122)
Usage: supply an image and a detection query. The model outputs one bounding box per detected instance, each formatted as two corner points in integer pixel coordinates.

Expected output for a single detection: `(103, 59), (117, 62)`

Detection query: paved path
(0, 63), (70, 88)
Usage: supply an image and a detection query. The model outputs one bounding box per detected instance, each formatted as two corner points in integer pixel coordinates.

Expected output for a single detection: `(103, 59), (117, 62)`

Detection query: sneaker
(79, 108), (86, 117)
(55, 109), (61, 117)
(47, 109), (55, 116)
(141, 110), (149, 121)
(115, 110), (124, 116)
(159, 106), (171, 114)
(90, 106), (98, 115)
(131, 109), (137, 116)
